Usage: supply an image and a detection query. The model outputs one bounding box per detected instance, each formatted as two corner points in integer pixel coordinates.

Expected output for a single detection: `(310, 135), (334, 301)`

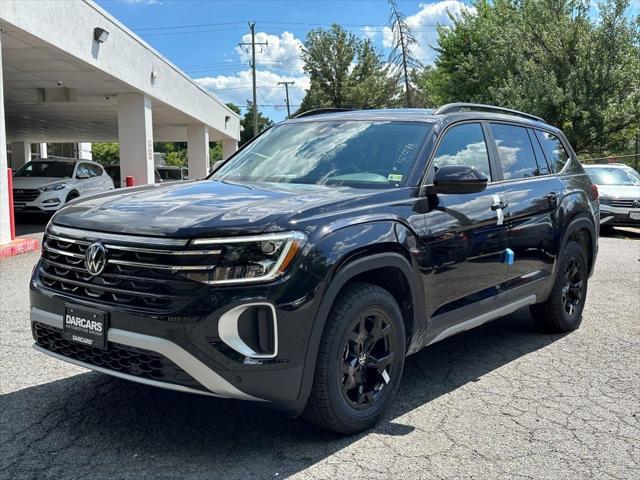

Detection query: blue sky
(96, 0), (639, 123)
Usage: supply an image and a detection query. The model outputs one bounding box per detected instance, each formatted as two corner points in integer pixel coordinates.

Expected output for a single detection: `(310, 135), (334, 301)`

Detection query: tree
(91, 143), (119, 165)
(299, 24), (396, 112)
(417, 0), (640, 155)
(240, 102), (274, 145)
(387, 0), (422, 107)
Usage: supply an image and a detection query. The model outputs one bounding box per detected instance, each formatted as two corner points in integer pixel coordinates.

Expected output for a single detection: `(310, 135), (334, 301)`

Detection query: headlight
(40, 183), (67, 192)
(599, 196), (612, 205)
(186, 232), (307, 285)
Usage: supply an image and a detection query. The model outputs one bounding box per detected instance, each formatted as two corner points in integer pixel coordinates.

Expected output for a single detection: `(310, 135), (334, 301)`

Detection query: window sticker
(388, 173), (403, 182)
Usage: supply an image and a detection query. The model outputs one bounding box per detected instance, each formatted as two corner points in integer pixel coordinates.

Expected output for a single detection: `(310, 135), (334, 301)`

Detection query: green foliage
(209, 142), (223, 166)
(164, 150), (187, 167)
(91, 143), (119, 166)
(416, 0), (640, 155)
(241, 103), (274, 145)
(299, 24), (397, 112)
(226, 102), (241, 115)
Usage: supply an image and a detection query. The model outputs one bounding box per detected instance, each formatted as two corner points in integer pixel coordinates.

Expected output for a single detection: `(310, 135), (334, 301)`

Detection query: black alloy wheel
(303, 282), (406, 434)
(340, 308), (395, 410)
(561, 256), (584, 316)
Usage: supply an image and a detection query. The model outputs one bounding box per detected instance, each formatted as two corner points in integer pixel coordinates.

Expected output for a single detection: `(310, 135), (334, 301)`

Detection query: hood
(52, 179), (380, 237)
(12, 177), (68, 190)
(597, 184), (640, 199)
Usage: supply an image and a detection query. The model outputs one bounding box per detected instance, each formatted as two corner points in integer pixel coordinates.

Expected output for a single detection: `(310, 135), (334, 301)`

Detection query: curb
(0, 237), (40, 259)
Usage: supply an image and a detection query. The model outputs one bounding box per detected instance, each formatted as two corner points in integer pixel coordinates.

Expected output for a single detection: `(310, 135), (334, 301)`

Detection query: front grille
(13, 188), (40, 202)
(601, 198), (639, 208)
(33, 322), (205, 391)
(38, 226), (217, 313)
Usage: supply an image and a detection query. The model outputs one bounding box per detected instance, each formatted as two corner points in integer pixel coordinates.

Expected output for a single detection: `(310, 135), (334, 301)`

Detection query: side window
(528, 129), (551, 175)
(490, 123), (539, 180)
(87, 164), (103, 177)
(535, 130), (569, 173)
(76, 164), (90, 178)
(432, 123), (492, 180)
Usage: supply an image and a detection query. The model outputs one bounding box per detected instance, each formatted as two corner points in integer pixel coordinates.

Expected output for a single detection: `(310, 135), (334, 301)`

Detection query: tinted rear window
(490, 124), (540, 180)
(535, 130), (569, 173)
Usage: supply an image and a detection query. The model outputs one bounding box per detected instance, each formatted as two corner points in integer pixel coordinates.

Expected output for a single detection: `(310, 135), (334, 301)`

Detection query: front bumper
(14, 190), (66, 212)
(600, 205), (640, 227)
(29, 264), (322, 411)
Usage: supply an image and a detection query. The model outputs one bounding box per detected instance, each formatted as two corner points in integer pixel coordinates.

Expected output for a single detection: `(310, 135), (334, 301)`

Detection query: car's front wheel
(303, 282), (405, 434)
(530, 240), (589, 332)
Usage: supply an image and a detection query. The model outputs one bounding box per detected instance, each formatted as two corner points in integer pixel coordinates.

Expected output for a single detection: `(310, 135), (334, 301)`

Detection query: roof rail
(434, 103), (545, 123)
(293, 108), (353, 118)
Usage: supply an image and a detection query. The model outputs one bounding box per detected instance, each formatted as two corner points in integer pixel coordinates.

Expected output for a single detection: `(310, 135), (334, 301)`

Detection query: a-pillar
(9, 142), (30, 169)
(117, 93), (155, 185)
(0, 31), (10, 244)
(187, 124), (210, 179)
(222, 139), (238, 160)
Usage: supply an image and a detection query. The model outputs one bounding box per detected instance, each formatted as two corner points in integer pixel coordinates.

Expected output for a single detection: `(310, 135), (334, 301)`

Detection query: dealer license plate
(63, 305), (108, 350)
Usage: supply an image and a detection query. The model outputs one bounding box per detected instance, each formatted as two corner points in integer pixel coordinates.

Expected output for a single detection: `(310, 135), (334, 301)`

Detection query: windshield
(585, 167), (640, 186)
(213, 121), (431, 188)
(14, 161), (75, 178)
(158, 168), (183, 180)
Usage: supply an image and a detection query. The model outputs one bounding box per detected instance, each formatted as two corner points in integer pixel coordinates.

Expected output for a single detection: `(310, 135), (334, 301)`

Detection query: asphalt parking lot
(1, 223), (639, 479)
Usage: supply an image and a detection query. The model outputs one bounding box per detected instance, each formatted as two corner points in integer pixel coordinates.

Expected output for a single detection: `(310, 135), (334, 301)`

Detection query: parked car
(156, 165), (188, 182)
(104, 164), (163, 188)
(30, 104), (599, 434)
(12, 159), (113, 213)
(583, 163), (640, 228)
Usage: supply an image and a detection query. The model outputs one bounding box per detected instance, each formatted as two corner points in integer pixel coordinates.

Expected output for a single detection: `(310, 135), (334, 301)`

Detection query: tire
(530, 240), (589, 333)
(302, 282), (406, 434)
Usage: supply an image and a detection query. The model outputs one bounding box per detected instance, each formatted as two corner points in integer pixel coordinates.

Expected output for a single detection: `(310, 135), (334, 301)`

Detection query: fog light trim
(218, 303), (278, 359)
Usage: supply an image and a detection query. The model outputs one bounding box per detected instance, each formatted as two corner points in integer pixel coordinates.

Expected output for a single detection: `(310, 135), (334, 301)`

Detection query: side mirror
(428, 165), (488, 194)
(76, 172), (90, 180)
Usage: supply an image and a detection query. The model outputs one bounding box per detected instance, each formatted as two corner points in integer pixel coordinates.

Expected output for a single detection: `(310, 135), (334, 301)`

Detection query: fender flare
(294, 252), (422, 415)
(557, 214), (597, 276)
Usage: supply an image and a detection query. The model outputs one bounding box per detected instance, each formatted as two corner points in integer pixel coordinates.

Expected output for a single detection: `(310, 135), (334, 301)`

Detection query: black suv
(30, 104), (599, 434)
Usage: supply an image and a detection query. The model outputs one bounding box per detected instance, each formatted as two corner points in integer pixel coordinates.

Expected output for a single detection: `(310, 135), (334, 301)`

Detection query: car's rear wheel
(530, 240), (588, 332)
(303, 282), (405, 434)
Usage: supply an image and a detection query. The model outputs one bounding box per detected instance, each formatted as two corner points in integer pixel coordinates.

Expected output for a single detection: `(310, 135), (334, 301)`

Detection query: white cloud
(383, 0), (475, 63)
(362, 26), (378, 41)
(236, 31), (304, 74)
(195, 69), (309, 111)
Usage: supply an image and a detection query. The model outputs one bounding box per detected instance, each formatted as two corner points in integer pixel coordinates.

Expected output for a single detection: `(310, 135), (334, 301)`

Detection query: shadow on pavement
(1, 308), (566, 479)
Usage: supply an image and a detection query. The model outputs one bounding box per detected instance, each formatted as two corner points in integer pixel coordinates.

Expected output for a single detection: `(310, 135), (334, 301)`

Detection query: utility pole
(277, 81), (295, 118)
(239, 22), (267, 138)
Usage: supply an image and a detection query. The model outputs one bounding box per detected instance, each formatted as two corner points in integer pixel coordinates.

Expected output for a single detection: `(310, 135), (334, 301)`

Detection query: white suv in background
(12, 159), (114, 213)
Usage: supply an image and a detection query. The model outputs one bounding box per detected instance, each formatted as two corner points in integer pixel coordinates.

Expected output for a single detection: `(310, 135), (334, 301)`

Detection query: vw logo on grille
(634, 199), (640, 208)
(85, 242), (107, 276)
